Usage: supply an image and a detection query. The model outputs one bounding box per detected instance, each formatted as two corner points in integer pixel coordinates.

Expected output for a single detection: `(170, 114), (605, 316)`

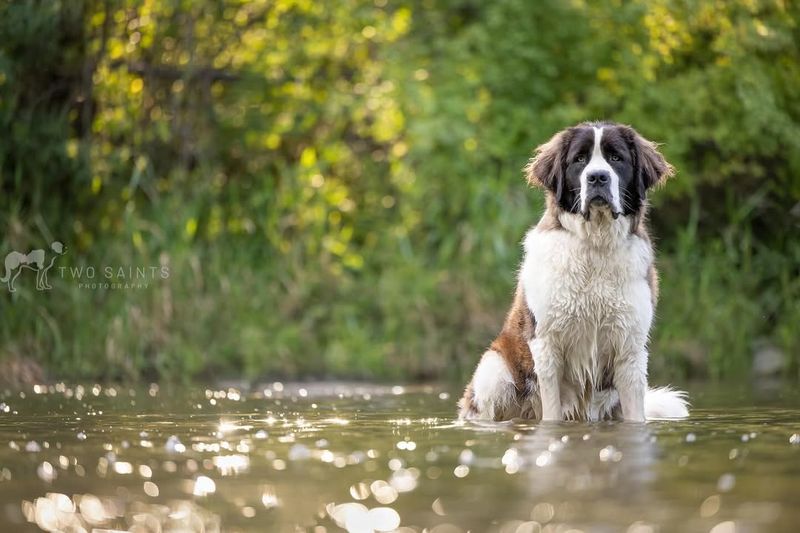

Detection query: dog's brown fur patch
(536, 195), (564, 232)
(459, 284), (537, 416)
(489, 283), (536, 392)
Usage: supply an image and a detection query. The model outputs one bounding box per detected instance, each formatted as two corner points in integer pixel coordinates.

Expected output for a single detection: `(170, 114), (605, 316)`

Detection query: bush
(1, 0), (798, 382)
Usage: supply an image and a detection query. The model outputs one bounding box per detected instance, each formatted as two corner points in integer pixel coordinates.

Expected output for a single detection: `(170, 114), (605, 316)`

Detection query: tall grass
(3, 190), (797, 384)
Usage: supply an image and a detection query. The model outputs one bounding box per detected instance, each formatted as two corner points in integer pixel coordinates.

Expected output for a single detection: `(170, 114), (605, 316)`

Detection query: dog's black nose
(587, 171), (609, 185)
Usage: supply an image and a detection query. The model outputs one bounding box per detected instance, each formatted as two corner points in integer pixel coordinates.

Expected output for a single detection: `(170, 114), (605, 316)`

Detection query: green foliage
(1, 0), (798, 382)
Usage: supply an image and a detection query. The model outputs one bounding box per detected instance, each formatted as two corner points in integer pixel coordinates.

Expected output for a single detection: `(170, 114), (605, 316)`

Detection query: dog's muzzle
(583, 193), (619, 220)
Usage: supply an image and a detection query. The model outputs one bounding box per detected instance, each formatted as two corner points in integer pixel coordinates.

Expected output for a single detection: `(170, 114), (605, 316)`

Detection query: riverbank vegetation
(1, 0), (798, 382)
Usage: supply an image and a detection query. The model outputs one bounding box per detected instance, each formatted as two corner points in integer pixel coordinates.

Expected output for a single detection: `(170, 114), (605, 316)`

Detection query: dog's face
(525, 122), (673, 220)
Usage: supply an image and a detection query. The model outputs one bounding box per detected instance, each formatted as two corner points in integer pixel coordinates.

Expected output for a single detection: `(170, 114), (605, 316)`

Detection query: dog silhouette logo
(1, 241), (67, 292)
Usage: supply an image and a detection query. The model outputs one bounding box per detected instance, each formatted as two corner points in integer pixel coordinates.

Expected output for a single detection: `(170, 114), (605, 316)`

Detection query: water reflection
(21, 491), (220, 532)
(0, 383), (798, 532)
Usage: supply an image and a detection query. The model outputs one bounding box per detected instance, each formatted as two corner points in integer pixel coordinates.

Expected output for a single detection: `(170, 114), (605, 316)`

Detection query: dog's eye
(610, 154), (621, 162)
(576, 155), (586, 163)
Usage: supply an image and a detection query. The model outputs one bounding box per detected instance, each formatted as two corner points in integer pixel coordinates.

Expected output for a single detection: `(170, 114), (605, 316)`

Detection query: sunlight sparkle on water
(328, 502), (401, 533)
(370, 480), (399, 504)
(193, 475), (217, 496)
(22, 491), (218, 531)
(165, 435), (186, 453)
(143, 481), (159, 497)
(5, 383), (800, 532)
(261, 485), (280, 509)
(213, 454), (250, 475)
(112, 461), (133, 475)
(218, 420), (253, 433)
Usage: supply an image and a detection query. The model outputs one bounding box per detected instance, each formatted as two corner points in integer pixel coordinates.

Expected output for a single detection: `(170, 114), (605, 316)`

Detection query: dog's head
(524, 122), (673, 220)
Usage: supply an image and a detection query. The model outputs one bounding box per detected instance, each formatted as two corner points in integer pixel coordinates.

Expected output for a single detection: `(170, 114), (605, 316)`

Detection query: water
(0, 382), (798, 533)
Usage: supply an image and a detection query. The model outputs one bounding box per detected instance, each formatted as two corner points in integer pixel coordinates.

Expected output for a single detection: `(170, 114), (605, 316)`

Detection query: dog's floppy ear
(524, 129), (571, 200)
(624, 126), (675, 191)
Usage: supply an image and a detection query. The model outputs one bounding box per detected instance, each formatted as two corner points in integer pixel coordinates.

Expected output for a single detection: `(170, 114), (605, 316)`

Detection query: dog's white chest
(520, 214), (654, 371)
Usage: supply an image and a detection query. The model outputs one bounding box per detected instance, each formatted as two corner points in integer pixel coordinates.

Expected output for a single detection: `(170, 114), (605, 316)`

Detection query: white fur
(459, 205), (691, 422)
(470, 350), (517, 420)
(521, 209), (658, 421)
(644, 386), (690, 419)
(580, 127), (622, 214)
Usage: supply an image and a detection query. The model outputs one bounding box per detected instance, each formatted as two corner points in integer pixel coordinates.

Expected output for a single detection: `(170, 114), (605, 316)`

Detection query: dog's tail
(645, 386), (690, 419)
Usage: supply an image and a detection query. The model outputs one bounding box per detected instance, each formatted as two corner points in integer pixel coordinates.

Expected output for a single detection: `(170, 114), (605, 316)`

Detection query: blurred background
(0, 0), (798, 385)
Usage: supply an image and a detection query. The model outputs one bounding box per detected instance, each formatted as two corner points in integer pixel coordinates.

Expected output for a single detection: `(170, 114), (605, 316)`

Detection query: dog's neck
(557, 208), (633, 248)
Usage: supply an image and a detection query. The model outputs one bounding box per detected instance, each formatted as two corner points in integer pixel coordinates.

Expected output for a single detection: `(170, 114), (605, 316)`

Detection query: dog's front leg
(530, 338), (562, 421)
(614, 349), (647, 422)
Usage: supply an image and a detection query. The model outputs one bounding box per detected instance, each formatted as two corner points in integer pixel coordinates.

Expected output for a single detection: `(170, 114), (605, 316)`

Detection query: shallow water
(0, 382), (798, 533)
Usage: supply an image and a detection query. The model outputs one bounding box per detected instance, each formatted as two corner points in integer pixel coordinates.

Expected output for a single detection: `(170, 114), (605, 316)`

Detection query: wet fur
(458, 121), (687, 422)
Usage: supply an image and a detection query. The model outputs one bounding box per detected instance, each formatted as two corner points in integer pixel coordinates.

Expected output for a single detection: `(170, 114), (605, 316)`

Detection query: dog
(458, 121), (688, 422)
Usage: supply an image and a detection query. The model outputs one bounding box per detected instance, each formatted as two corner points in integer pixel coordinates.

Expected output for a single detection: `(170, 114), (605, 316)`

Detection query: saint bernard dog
(459, 121), (689, 422)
